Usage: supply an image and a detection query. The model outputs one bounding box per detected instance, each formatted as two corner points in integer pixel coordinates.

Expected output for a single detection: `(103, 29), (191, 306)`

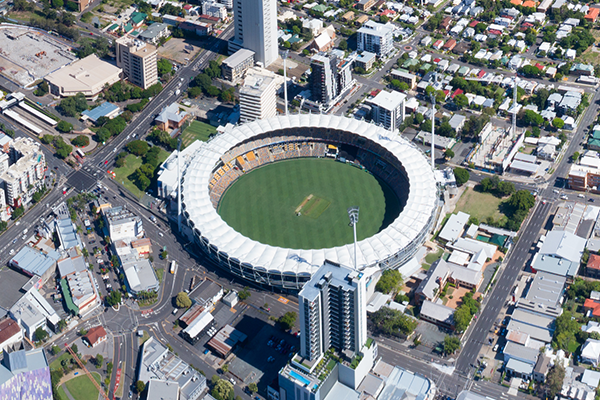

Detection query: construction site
(0, 24), (76, 88)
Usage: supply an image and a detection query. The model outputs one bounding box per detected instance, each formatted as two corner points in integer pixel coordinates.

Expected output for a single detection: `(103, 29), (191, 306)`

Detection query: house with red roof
(585, 298), (600, 318)
(433, 40), (444, 50)
(84, 325), (108, 348)
(443, 39), (457, 51)
(586, 7), (600, 23)
(535, 63), (545, 71)
(469, 20), (480, 28)
(587, 254), (600, 279)
(477, 70), (486, 78)
(451, 88), (464, 99)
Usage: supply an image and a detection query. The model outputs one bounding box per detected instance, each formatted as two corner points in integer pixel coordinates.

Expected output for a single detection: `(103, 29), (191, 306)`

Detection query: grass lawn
(63, 372), (102, 400)
(50, 353), (73, 372)
(56, 386), (69, 400)
(112, 150), (170, 199)
(218, 158), (401, 249)
(138, 330), (150, 346)
(567, 340), (581, 354)
(156, 268), (164, 284)
(454, 188), (505, 225)
(181, 120), (216, 147)
(425, 248), (443, 264)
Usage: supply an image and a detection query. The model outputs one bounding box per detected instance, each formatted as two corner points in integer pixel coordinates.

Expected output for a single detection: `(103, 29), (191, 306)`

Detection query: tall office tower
(115, 36), (158, 89)
(298, 262), (367, 362)
(228, 0), (278, 67)
(239, 69), (278, 122)
(310, 53), (339, 105)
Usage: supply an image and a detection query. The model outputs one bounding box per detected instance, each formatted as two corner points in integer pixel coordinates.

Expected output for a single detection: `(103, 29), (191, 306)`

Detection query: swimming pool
(289, 370), (311, 386)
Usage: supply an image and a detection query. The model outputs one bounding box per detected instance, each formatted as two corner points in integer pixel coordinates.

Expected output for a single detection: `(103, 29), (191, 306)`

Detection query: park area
(57, 372), (103, 400)
(112, 149), (170, 199)
(454, 187), (507, 226)
(181, 120), (216, 147)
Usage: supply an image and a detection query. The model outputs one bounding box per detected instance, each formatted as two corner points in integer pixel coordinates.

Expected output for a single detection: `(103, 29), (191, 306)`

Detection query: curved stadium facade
(181, 114), (438, 290)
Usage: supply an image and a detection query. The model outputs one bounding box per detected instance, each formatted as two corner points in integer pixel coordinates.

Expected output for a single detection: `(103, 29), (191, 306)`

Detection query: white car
(15, 221), (20, 226)
(158, 232), (164, 237)
(560, 195), (568, 200)
(9, 249), (14, 255)
(493, 344), (499, 352)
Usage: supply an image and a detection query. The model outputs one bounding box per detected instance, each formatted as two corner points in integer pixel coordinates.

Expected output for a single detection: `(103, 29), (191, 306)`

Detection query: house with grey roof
(139, 23), (170, 44)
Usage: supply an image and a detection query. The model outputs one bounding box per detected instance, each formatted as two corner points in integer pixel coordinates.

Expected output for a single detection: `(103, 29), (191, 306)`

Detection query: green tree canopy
(212, 379), (234, 400)
(453, 168), (469, 186)
(552, 118), (564, 129)
(375, 270), (404, 294)
(175, 292), (192, 308)
(443, 335), (461, 354)
(278, 312), (297, 331)
(126, 140), (150, 156)
(34, 327), (48, 342)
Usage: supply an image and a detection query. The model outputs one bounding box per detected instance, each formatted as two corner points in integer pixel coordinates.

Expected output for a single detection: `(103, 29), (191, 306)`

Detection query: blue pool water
(289, 370), (311, 386)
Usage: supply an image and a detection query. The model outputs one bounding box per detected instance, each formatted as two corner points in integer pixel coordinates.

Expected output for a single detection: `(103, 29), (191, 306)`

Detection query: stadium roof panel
(182, 115), (437, 283)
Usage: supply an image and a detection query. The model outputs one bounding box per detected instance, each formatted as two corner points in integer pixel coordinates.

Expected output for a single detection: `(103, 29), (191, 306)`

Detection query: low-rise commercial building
(58, 254), (100, 317)
(103, 206), (144, 242)
(155, 103), (188, 131)
(138, 337), (206, 400)
(0, 317), (22, 353)
(138, 23), (171, 45)
(45, 55), (122, 99)
(222, 49), (255, 83)
(83, 325), (108, 348)
(9, 288), (59, 340)
(10, 247), (60, 286)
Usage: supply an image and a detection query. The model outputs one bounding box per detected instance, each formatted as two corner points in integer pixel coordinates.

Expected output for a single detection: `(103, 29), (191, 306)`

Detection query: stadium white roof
(182, 114), (437, 277)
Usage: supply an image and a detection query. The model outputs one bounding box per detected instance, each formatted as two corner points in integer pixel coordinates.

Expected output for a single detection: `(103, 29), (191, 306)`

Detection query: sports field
(181, 120), (216, 147)
(218, 158), (402, 249)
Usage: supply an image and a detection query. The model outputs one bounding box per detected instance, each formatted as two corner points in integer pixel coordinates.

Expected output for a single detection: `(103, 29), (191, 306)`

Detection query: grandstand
(181, 114), (438, 290)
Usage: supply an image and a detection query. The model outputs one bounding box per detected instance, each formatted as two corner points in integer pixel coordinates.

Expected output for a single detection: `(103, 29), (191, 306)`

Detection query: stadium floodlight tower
(281, 50), (289, 116)
(512, 73), (518, 137)
(177, 137), (182, 233)
(348, 206), (359, 270)
(429, 73), (441, 170)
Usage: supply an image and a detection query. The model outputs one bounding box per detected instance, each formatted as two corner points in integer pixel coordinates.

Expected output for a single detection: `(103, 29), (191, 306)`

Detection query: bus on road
(170, 260), (177, 274)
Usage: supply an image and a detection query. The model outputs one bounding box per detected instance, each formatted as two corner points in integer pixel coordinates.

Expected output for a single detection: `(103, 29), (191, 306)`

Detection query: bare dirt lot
(158, 37), (210, 65)
(0, 25), (76, 87)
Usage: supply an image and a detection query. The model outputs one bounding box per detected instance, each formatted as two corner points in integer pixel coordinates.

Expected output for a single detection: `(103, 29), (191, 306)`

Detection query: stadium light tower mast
(429, 73), (439, 171)
(512, 74), (518, 136)
(177, 137), (182, 233)
(281, 50), (289, 116)
(348, 207), (359, 270)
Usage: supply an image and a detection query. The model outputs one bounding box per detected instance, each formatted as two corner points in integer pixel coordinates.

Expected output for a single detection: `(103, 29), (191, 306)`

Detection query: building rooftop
(358, 20), (394, 38)
(507, 319), (552, 343)
(582, 369), (600, 389)
(419, 300), (454, 326)
(138, 337), (206, 400)
(369, 90), (407, 111)
(155, 103), (188, 125)
(147, 379), (180, 400)
(377, 366), (431, 400)
(241, 71), (277, 97)
(299, 261), (364, 303)
(57, 255), (87, 278)
(517, 271), (565, 316)
(439, 212), (470, 242)
(504, 342), (539, 364)
(0, 348), (51, 396)
(122, 254), (159, 294)
(81, 102), (120, 123)
(0, 317), (20, 347)
(138, 22), (169, 41)
(44, 55), (122, 95)
(84, 326), (107, 347)
(223, 49), (255, 69)
(207, 324), (247, 357)
(10, 247), (60, 278)
(189, 279), (223, 307)
(532, 252), (578, 278)
(506, 358), (534, 375)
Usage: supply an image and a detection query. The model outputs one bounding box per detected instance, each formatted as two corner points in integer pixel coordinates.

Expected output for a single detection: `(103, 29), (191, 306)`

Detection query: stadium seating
(208, 130), (407, 207)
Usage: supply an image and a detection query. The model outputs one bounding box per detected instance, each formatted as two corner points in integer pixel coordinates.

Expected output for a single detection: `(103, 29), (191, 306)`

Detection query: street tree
(175, 292), (192, 308)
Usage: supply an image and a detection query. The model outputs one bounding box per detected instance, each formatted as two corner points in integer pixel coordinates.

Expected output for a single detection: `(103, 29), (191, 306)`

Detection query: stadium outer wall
(181, 114), (438, 291)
